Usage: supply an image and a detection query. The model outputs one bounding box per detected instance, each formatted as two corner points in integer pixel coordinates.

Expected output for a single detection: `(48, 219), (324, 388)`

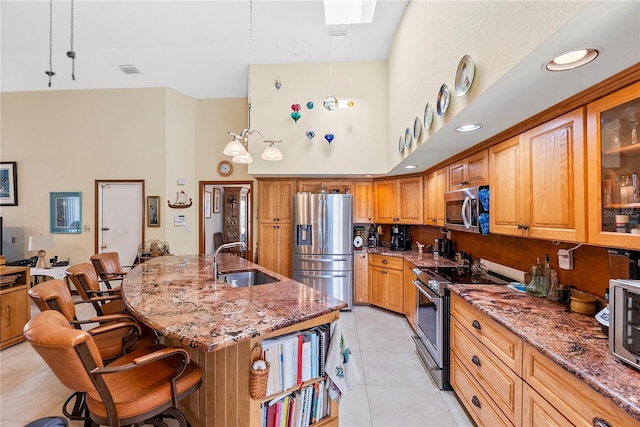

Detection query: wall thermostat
(174, 214), (187, 226)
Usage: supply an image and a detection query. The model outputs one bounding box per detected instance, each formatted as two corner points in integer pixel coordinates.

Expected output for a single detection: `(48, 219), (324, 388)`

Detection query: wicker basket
(249, 361), (270, 400)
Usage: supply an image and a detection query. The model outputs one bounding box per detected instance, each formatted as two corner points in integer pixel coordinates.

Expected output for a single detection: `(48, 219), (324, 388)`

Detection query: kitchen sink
(219, 270), (279, 287)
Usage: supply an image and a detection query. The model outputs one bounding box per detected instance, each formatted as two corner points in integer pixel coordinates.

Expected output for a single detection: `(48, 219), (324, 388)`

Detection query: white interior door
(97, 182), (143, 266)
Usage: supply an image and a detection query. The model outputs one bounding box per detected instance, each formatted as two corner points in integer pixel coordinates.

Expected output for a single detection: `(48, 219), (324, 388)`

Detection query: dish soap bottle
(526, 265), (545, 297)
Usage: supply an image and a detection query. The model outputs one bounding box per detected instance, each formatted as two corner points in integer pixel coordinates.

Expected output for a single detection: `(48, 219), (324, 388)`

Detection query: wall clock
(217, 160), (233, 177)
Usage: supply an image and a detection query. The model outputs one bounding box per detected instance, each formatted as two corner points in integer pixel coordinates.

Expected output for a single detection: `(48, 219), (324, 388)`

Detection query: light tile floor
(0, 302), (473, 427)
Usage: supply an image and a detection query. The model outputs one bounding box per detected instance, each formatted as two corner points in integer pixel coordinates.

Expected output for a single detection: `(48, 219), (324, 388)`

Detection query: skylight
(324, 0), (377, 25)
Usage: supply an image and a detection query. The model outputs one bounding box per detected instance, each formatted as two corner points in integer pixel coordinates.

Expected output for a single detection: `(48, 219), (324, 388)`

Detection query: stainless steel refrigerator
(292, 192), (353, 309)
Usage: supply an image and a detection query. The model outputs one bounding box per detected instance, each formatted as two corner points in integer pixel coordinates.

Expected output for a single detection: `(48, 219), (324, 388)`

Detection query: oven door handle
(412, 280), (439, 303)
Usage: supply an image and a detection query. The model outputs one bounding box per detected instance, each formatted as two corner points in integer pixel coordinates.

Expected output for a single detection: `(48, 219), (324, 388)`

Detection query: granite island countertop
(450, 284), (640, 422)
(121, 254), (347, 352)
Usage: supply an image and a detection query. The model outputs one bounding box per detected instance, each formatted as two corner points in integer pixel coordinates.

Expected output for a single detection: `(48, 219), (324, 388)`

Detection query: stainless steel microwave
(609, 279), (640, 371)
(443, 186), (489, 234)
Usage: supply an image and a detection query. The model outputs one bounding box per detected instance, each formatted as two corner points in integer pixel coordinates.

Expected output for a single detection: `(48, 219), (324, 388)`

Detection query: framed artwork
(0, 161), (18, 206)
(214, 188), (221, 213)
(204, 191), (212, 218)
(50, 192), (82, 233)
(147, 196), (160, 227)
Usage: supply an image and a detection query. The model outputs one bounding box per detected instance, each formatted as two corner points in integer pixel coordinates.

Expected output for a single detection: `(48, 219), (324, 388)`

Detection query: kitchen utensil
(570, 296), (597, 315)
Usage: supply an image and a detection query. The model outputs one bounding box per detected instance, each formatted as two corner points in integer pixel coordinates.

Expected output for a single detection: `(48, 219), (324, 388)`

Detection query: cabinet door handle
(5, 306), (10, 327)
(472, 320), (481, 330)
(471, 355), (481, 366)
(471, 395), (481, 408)
(382, 259), (388, 264)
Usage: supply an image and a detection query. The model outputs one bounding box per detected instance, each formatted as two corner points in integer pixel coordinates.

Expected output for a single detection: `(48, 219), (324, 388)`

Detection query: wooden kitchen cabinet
(425, 167), (449, 226)
(353, 181), (373, 223)
(522, 383), (571, 427)
(223, 186), (248, 246)
(403, 259), (416, 329)
(489, 108), (586, 242)
(258, 223), (292, 277)
(0, 267), (31, 350)
(257, 179), (295, 277)
(368, 254), (403, 313)
(373, 177), (423, 224)
(522, 343), (639, 427)
(449, 149), (488, 190)
(297, 179), (352, 195)
(258, 179), (295, 223)
(353, 252), (369, 304)
(587, 81), (640, 249)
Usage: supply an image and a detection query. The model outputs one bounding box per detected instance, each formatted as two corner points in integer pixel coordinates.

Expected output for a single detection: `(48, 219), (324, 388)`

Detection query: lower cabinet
(368, 254), (403, 314)
(0, 267), (31, 350)
(403, 259), (416, 329)
(353, 252), (369, 305)
(258, 223), (292, 278)
(451, 293), (639, 427)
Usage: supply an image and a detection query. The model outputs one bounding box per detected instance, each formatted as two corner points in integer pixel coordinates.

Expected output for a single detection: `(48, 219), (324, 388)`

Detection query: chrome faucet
(213, 241), (247, 280)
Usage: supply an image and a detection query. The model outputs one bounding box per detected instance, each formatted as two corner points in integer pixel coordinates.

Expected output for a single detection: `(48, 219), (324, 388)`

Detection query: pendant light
(261, 141), (283, 161)
(223, 0), (282, 163)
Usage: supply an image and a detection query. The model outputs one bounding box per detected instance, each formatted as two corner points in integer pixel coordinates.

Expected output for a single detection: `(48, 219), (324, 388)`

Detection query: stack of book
(261, 380), (330, 427)
(261, 324), (330, 396)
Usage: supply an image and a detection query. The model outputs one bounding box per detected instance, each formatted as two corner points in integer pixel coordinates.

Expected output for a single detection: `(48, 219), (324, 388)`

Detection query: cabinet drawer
(450, 353), (513, 427)
(522, 344), (639, 427)
(522, 382), (572, 427)
(451, 318), (521, 424)
(368, 254), (403, 270)
(450, 294), (522, 374)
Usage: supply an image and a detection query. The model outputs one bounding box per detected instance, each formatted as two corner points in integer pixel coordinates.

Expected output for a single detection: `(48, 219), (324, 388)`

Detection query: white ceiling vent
(327, 29), (348, 37)
(118, 65), (140, 74)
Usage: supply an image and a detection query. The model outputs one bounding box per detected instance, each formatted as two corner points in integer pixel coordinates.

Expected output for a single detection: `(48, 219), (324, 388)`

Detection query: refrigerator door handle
(296, 273), (348, 279)
(319, 195), (325, 254)
(295, 257), (349, 263)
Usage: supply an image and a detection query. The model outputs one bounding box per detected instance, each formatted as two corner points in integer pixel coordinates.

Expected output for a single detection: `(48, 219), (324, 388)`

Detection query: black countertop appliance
(390, 224), (411, 251)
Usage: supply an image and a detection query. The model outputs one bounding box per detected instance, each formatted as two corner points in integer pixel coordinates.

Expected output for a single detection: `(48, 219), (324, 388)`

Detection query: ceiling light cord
(45, 0), (55, 87)
(247, 0), (253, 132)
(67, 0), (76, 81)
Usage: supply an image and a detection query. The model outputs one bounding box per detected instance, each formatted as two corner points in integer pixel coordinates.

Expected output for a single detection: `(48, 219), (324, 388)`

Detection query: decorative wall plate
(455, 54), (475, 96)
(436, 84), (451, 117)
(413, 116), (423, 142)
(398, 135), (404, 154)
(404, 127), (412, 150)
(424, 103), (434, 130)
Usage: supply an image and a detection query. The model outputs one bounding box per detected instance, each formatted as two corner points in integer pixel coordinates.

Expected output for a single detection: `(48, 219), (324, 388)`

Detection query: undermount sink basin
(219, 269), (279, 287)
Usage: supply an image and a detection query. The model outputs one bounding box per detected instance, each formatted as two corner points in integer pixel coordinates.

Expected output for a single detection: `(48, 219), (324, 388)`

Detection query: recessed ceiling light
(404, 165), (417, 169)
(545, 48), (599, 71)
(455, 124), (482, 133)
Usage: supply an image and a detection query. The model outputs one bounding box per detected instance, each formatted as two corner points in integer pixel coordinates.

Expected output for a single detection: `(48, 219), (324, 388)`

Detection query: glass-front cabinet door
(588, 81), (640, 249)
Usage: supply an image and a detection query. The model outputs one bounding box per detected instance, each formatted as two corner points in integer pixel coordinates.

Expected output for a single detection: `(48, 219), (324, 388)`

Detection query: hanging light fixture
(261, 141), (283, 161)
(223, 0), (282, 163)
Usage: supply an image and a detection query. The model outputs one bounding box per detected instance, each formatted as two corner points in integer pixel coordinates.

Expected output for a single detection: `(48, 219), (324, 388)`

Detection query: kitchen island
(121, 254), (347, 427)
(450, 285), (640, 425)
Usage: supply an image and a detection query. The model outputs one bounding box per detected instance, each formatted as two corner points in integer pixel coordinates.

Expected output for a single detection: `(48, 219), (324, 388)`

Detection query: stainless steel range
(410, 265), (508, 390)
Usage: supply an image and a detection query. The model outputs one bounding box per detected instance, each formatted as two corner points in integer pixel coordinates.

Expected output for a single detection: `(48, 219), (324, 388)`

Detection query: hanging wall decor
(324, 133), (334, 144)
(274, 76), (282, 90)
(306, 130), (315, 140)
(290, 103), (301, 123)
(306, 99), (314, 110)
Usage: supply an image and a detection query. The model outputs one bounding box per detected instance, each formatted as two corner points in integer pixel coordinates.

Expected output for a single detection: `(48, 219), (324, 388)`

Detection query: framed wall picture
(0, 161), (18, 206)
(147, 196), (160, 227)
(50, 192), (82, 233)
(214, 188), (221, 213)
(204, 191), (212, 218)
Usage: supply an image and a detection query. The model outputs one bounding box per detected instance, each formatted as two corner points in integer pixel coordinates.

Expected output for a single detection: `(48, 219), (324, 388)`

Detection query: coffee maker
(390, 225), (411, 251)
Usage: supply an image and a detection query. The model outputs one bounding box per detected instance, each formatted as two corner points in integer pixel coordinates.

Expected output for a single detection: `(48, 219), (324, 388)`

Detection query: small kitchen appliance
(390, 224), (411, 251)
(609, 278), (640, 371)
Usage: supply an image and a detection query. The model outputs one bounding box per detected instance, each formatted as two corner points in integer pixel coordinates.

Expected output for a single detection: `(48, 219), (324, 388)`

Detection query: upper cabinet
(353, 181), (374, 223)
(587, 81), (640, 249)
(297, 179), (352, 194)
(374, 177), (424, 224)
(258, 179), (295, 223)
(489, 108), (586, 242)
(449, 150), (488, 190)
(425, 167), (449, 226)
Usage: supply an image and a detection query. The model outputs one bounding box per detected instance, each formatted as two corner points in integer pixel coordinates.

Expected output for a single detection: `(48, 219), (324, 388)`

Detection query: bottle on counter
(526, 265), (545, 297)
(546, 269), (559, 301)
(540, 254), (551, 297)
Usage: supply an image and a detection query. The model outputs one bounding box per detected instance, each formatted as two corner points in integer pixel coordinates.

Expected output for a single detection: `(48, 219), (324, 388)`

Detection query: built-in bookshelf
(257, 324), (332, 427)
